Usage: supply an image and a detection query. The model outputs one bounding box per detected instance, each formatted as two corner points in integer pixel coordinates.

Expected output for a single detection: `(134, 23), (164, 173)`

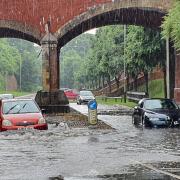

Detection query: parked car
(77, 90), (95, 105)
(132, 98), (180, 127)
(64, 89), (79, 100)
(0, 99), (48, 131)
(0, 94), (14, 99)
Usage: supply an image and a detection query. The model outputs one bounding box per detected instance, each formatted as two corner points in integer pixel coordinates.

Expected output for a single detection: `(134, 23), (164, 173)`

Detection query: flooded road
(0, 103), (180, 179)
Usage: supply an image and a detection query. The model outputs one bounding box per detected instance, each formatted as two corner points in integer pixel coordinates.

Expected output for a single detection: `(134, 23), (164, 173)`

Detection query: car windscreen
(3, 100), (40, 114)
(80, 91), (93, 96)
(144, 99), (179, 110)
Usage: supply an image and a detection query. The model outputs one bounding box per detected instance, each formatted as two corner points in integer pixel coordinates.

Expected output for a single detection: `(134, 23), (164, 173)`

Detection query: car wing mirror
(41, 108), (46, 114)
(134, 106), (139, 112)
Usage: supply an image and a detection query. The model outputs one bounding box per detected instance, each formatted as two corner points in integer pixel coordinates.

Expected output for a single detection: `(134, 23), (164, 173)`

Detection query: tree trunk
(91, 80), (93, 89)
(144, 72), (149, 96)
(98, 75), (101, 89)
(115, 76), (119, 89)
(102, 74), (105, 88)
(134, 76), (138, 91)
(107, 74), (111, 93)
(126, 74), (129, 91)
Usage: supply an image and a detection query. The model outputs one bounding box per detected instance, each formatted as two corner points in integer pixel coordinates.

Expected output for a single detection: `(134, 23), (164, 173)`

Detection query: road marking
(134, 160), (180, 179)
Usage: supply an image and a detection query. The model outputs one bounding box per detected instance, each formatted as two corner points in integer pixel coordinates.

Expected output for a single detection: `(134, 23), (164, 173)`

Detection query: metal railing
(126, 91), (148, 102)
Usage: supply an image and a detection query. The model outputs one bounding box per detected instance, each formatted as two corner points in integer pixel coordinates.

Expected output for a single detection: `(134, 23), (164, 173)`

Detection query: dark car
(77, 90), (95, 105)
(132, 98), (180, 127)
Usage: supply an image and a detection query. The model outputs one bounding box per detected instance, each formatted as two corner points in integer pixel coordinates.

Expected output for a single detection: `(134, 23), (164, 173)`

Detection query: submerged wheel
(132, 114), (139, 125)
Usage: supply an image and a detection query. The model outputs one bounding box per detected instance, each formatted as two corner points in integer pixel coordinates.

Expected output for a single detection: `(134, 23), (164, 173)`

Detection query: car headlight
(38, 117), (46, 124)
(2, 119), (12, 126)
(149, 117), (159, 121)
(80, 96), (84, 100)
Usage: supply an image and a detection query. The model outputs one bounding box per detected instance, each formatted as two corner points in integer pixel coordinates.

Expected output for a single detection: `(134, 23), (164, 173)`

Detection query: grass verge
(96, 79), (164, 108)
(96, 97), (136, 108)
(138, 79), (164, 98)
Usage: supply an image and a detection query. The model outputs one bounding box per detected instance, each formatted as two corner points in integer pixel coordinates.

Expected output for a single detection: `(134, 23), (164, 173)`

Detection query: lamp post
(19, 57), (22, 91)
(19, 40), (23, 91)
(124, 25), (127, 103)
(166, 37), (170, 99)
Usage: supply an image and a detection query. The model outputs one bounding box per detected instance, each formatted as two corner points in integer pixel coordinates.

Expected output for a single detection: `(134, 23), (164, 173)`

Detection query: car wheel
(144, 118), (152, 128)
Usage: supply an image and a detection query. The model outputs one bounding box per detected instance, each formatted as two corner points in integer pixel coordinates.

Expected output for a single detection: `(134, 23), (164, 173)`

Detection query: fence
(126, 91), (148, 102)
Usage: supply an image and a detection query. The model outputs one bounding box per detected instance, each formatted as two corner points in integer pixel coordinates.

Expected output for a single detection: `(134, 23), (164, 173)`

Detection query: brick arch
(56, 0), (171, 47)
(0, 20), (41, 44)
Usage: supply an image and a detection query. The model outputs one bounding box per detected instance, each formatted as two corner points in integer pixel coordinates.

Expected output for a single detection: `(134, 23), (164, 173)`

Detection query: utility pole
(166, 37), (170, 98)
(19, 39), (22, 91)
(124, 25), (127, 103)
(5, 71), (8, 91)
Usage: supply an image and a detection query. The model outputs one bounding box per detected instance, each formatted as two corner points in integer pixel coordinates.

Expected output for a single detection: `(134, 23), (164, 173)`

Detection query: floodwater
(0, 104), (180, 180)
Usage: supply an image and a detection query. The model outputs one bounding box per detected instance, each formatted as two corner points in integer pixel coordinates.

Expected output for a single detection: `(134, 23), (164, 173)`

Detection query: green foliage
(162, 0), (180, 50)
(0, 39), (21, 89)
(148, 79), (165, 98)
(96, 97), (137, 108)
(0, 38), (42, 92)
(126, 26), (166, 76)
(84, 26), (125, 89)
(138, 79), (165, 98)
(7, 39), (42, 92)
(61, 25), (165, 92)
(94, 26), (124, 77)
(0, 39), (20, 75)
(60, 33), (94, 89)
(97, 79), (164, 107)
(61, 50), (82, 88)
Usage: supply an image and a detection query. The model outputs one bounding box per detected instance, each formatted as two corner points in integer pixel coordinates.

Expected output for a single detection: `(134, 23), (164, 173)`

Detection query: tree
(0, 39), (20, 89)
(125, 26), (166, 94)
(162, 0), (180, 50)
(7, 38), (42, 91)
(89, 26), (124, 92)
(60, 50), (82, 88)
(60, 33), (94, 89)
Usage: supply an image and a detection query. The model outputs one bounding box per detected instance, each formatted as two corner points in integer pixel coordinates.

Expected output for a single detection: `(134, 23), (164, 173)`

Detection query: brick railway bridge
(0, 0), (179, 111)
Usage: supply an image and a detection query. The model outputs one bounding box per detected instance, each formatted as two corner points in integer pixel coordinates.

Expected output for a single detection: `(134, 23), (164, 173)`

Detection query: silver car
(0, 94), (14, 100)
(77, 90), (95, 105)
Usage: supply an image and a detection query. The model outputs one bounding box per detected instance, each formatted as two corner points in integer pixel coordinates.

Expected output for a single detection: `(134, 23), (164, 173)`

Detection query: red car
(64, 89), (79, 100)
(0, 99), (48, 131)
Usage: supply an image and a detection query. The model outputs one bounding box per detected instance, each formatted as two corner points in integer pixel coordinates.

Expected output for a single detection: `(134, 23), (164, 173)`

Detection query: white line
(134, 160), (180, 179)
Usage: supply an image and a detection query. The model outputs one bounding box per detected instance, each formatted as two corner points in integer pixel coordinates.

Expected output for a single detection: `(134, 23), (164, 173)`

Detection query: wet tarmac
(0, 103), (180, 180)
